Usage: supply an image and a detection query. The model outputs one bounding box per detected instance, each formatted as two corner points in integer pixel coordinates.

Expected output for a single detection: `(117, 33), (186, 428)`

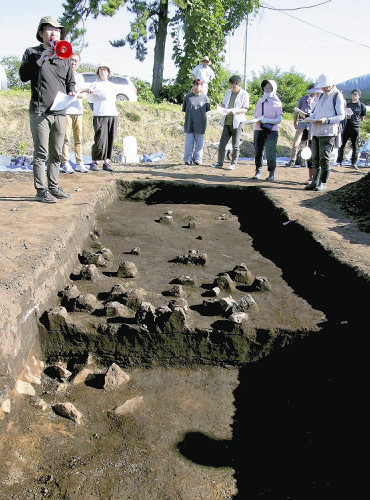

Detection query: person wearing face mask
(182, 79), (211, 165)
(19, 16), (76, 203)
(252, 79), (283, 181)
(61, 52), (90, 173)
(86, 64), (119, 172)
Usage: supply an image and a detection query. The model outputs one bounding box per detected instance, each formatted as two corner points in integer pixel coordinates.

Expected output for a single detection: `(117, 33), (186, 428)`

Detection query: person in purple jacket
(252, 79), (283, 181)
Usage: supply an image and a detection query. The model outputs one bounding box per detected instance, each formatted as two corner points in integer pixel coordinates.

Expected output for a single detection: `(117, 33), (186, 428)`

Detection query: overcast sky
(1, 0), (369, 86)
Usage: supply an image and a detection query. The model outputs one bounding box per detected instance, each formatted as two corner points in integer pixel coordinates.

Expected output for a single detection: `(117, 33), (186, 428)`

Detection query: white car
(81, 72), (137, 102)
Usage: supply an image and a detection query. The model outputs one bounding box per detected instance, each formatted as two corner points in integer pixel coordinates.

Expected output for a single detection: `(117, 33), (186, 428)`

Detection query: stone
(90, 240), (103, 250)
(117, 260), (138, 278)
(80, 264), (99, 281)
(60, 284), (81, 300)
(196, 234), (206, 240)
(49, 364), (72, 380)
(109, 284), (126, 299)
(171, 275), (197, 287)
(219, 295), (237, 315)
(169, 298), (189, 313)
(166, 284), (184, 297)
(24, 366), (41, 385)
(80, 249), (107, 267)
(215, 273), (234, 291)
(253, 276), (272, 292)
(210, 287), (221, 297)
(231, 263), (255, 286)
(75, 293), (100, 313)
(131, 247), (141, 255)
(105, 301), (135, 319)
(100, 248), (114, 261)
(233, 294), (258, 313)
(162, 308), (188, 334)
(32, 398), (48, 411)
(202, 298), (221, 315)
(135, 302), (156, 330)
(122, 288), (144, 311)
(46, 306), (69, 331)
(72, 367), (95, 386)
(175, 249), (208, 265)
(104, 363), (130, 391)
(53, 402), (82, 425)
(229, 312), (249, 324)
(159, 215), (173, 224)
(1, 399), (11, 413)
(109, 396), (144, 417)
(16, 380), (35, 396)
(187, 221), (196, 229)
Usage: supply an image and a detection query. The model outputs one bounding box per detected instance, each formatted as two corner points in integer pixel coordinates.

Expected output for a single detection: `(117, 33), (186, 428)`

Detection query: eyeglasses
(70, 58), (80, 63)
(45, 27), (61, 33)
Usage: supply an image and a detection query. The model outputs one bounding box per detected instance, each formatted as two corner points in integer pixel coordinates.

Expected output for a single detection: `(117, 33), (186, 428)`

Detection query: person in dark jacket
(336, 89), (366, 169)
(19, 16), (75, 203)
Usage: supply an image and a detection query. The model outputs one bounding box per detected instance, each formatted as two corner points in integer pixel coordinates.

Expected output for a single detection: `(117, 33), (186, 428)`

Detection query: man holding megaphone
(19, 16), (75, 203)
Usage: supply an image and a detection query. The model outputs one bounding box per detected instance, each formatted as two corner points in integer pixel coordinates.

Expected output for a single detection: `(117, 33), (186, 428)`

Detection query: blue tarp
(337, 74), (370, 105)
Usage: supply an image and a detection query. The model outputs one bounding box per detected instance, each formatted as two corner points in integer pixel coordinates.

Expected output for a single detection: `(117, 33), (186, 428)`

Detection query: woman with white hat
(305, 73), (345, 191)
(86, 63), (119, 171)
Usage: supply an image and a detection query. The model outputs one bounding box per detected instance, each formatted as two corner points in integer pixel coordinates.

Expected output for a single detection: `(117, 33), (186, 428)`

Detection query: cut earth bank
(0, 161), (369, 497)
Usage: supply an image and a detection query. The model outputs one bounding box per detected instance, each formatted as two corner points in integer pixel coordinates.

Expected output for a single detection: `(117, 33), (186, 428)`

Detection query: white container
(123, 136), (137, 157)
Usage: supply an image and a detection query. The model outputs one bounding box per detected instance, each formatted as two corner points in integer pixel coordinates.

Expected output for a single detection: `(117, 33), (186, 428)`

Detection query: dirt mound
(330, 172), (370, 231)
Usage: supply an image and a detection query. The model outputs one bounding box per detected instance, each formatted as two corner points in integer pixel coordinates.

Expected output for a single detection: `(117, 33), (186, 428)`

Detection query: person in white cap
(191, 56), (215, 95)
(305, 73), (345, 192)
(86, 64), (119, 172)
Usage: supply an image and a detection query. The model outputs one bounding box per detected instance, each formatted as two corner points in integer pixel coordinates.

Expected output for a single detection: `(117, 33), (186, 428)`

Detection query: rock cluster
(175, 249), (208, 266)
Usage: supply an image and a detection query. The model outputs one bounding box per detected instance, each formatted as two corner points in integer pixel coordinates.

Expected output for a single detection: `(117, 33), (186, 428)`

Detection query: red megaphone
(51, 40), (72, 60)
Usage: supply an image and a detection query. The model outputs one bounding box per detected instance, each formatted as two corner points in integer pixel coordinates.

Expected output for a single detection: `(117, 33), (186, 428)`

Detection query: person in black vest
(19, 16), (75, 203)
(336, 89), (366, 169)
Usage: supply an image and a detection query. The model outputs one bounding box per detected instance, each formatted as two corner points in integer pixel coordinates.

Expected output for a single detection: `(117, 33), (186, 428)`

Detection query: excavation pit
(2, 180), (367, 499)
(38, 180), (341, 369)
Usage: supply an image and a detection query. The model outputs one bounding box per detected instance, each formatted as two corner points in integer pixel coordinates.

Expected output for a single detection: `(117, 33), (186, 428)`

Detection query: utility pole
(243, 15), (249, 90)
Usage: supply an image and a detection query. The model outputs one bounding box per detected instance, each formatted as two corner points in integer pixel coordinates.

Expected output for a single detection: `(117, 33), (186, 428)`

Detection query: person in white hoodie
(305, 73), (345, 192)
(252, 79), (283, 181)
(61, 52), (89, 173)
(86, 63), (119, 171)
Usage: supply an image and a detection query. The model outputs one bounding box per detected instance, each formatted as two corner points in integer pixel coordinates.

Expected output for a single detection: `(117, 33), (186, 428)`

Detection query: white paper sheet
(50, 91), (77, 111)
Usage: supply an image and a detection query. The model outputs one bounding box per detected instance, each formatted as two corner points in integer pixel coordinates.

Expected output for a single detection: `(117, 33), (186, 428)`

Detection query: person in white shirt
(191, 56), (215, 95)
(61, 52), (89, 173)
(86, 63), (119, 171)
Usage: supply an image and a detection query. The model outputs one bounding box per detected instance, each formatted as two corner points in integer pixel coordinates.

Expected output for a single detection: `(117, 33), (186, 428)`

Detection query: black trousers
(336, 125), (360, 166)
(92, 116), (118, 161)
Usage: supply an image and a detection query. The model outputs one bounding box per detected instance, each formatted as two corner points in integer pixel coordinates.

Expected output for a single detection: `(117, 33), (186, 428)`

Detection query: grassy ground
(1, 89), (369, 162)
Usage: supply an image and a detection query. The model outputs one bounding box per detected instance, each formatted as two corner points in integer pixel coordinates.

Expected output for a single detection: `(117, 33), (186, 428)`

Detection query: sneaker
(225, 164), (237, 170)
(352, 164), (359, 170)
(193, 160), (201, 165)
(305, 183), (316, 190)
(60, 161), (74, 174)
(314, 183), (327, 191)
(266, 173), (275, 181)
(49, 187), (71, 199)
(35, 190), (57, 204)
(210, 162), (223, 168)
(252, 171), (261, 179)
(184, 161), (192, 165)
(285, 160), (295, 167)
(75, 164), (89, 173)
(90, 162), (99, 171)
(102, 163), (113, 171)
(336, 162), (342, 167)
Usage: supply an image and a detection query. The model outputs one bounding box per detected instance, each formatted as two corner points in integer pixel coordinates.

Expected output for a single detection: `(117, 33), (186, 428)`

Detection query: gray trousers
(217, 123), (244, 166)
(30, 113), (66, 193)
(311, 135), (335, 185)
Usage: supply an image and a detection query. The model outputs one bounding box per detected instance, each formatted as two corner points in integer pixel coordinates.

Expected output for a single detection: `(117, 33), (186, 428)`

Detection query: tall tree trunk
(151, 0), (169, 97)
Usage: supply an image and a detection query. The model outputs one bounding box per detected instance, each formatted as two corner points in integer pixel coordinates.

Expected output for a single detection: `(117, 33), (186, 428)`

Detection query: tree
(247, 66), (312, 113)
(60, 0), (260, 99)
(172, 0), (259, 103)
(0, 56), (30, 89)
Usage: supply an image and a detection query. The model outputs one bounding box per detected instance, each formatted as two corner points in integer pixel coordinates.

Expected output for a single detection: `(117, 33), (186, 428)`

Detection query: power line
(262, 0), (332, 11)
(261, 1), (370, 50)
